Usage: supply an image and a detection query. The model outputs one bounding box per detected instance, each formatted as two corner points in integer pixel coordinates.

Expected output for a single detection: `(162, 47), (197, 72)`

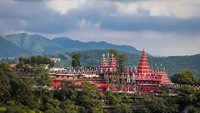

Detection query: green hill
(149, 54), (200, 77)
(4, 33), (63, 54)
(0, 36), (26, 57)
(1, 33), (140, 57)
(53, 37), (140, 55)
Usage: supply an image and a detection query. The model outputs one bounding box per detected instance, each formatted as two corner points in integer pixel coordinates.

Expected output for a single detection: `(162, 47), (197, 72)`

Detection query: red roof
(98, 84), (108, 89)
(9, 64), (17, 69)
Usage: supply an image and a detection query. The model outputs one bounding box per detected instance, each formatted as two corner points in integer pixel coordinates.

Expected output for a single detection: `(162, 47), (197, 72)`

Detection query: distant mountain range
(0, 33), (140, 57)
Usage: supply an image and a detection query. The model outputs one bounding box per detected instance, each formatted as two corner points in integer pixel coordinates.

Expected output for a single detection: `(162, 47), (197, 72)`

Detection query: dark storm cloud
(0, 0), (200, 56)
(14, 0), (46, 2)
(0, 0), (200, 33)
(101, 15), (200, 32)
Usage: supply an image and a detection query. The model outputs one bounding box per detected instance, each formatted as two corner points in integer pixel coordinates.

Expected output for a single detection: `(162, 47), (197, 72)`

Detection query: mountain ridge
(0, 36), (27, 57)
(52, 37), (140, 54)
(1, 33), (140, 57)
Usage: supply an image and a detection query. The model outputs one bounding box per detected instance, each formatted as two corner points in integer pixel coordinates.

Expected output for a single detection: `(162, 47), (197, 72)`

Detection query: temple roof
(100, 53), (109, 67)
(110, 54), (117, 67)
(137, 49), (150, 71)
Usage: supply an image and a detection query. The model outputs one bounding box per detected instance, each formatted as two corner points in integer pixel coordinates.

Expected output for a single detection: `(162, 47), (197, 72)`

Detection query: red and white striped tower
(110, 54), (117, 72)
(99, 54), (109, 74)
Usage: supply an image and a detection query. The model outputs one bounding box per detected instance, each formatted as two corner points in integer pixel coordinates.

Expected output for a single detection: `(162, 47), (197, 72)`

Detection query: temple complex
(50, 49), (172, 93)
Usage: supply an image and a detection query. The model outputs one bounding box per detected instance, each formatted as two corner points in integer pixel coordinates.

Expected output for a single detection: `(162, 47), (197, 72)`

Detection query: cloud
(46, 0), (87, 15)
(0, 0), (199, 33)
(116, 0), (200, 19)
(0, 0), (200, 56)
(63, 29), (200, 56)
(100, 15), (200, 32)
(79, 19), (101, 29)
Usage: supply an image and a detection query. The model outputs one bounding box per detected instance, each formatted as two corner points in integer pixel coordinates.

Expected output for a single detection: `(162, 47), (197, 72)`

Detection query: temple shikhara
(50, 49), (172, 93)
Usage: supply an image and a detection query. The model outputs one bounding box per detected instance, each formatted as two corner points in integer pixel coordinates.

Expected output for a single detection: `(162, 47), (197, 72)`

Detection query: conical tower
(160, 70), (172, 85)
(110, 54), (116, 68)
(100, 54), (109, 68)
(137, 49), (151, 73)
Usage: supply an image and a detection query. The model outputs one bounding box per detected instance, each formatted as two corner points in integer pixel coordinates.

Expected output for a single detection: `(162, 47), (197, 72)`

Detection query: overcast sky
(0, 0), (200, 56)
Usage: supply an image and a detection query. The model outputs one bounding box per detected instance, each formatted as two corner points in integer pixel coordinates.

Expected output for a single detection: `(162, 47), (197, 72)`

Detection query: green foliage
(105, 91), (132, 113)
(187, 106), (200, 113)
(0, 107), (7, 112)
(63, 100), (79, 113)
(19, 55), (54, 67)
(114, 103), (132, 113)
(1, 61), (200, 113)
(117, 53), (126, 74)
(109, 49), (117, 58)
(132, 94), (179, 113)
(106, 91), (122, 105)
(0, 36), (25, 57)
(144, 96), (178, 113)
(148, 54), (200, 77)
(176, 86), (200, 112)
(78, 82), (103, 112)
(4, 33), (63, 55)
(171, 71), (198, 85)
(71, 53), (81, 68)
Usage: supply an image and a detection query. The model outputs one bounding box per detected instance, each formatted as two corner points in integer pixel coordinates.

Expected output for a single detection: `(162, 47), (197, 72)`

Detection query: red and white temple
(50, 49), (172, 93)
(135, 49), (172, 92)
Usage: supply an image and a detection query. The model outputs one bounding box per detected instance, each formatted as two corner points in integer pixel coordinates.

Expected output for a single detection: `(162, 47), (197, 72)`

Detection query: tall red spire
(137, 49), (150, 73)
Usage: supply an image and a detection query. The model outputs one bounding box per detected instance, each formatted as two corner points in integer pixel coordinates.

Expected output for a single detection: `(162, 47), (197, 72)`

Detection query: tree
(187, 106), (200, 113)
(53, 81), (77, 101)
(0, 64), (12, 101)
(63, 100), (79, 113)
(0, 75), (11, 101)
(106, 91), (122, 105)
(9, 76), (35, 106)
(117, 53), (126, 75)
(176, 86), (198, 112)
(136, 95), (178, 113)
(33, 65), (51, 99)
(106, 91), (132, 113)
(77, 82), (103, 113)
(171, 71), (198, 85)
(18, 55), (55, 67)
(71, 53), (81, 68)
(114, 103), (132, 113)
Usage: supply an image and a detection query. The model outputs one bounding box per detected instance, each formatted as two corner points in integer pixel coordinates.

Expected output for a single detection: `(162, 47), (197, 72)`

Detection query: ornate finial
(142, 48), (145, 52)
(112, 54), (114, 58)
(103, 53), (105, 58)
